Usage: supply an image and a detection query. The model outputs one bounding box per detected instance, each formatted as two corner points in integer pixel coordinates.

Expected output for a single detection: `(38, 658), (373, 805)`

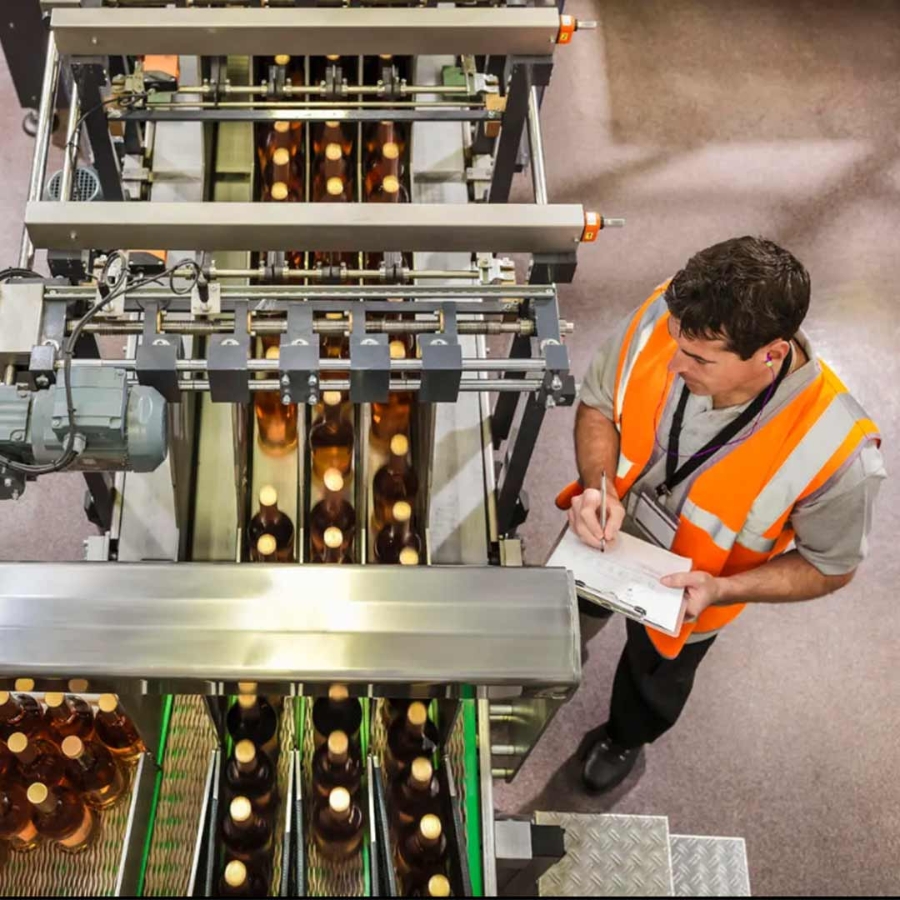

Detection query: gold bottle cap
(68, 679), (89, 693)
(389, 433), (409, 456)
(26, 783), (49, 806)
(325, 120), (340, 129)
(323, 390), (342, 407)
(237, 694), (258, 709)
(15, 678), (35, 692)
(259, 485), (278, 507)
(379, 54), (394, 60)
(325, 142), (343, 162)
(0, 691), (10, 705)
(380, 119), (393, 126)
(273, 147), (291, 167)
(328, 730), (349, 756)
(234, 740), (257, 765)
(257, 534), (277, 557)
(265, 345), (280, 361)
(7, 732), (28, 754)
(399, 547), (420, 566)
(324, 526), (344, 550)
(389, 340), (406, 360)
(428, 874), (451, 897)
(274, 120), (291, 134)
(326, 176), (345, 197)
(224, 860), (248, 889)
(329, 786), (351, 814)
(237, 681), (258, 694)
(230, 796), (252, 823)
(382, 141), (400, 161)
(407, 701), (427, 727)
(411, 756), (433, 784)
(323, 468), (344, 493)
(61, 736), (85, 760)
(275, 54), (291, 65)
(44, 692), (64, 709)
(327, 54), (341, 61)
(420, 814), (442, 841)
(328, 683), (349, 702)
(98, 694), (118, 714)
(271, 181), (289, 201)
(382, 175), (400, 194)
(325, 311), (344, 321)
(392, 500), (412, 523)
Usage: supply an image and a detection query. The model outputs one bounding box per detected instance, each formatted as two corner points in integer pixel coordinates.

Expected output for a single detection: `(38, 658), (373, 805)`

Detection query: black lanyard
(657, 348), (793, 498)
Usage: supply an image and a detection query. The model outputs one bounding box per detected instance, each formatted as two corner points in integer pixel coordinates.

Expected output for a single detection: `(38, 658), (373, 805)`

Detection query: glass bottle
(0, 691), (43, 741)
(0, 741), (16, 780)
(313, 173), (352, 203)
(371, 434), (418, 526)
(273, 53), (305, 91)
(367, 173), (401, 203)
(226, 695), (279, 758)
(256, 345), (299, 458)
(312, 119), (353, 158)
(258, 120), (300, 171)
(44, 693), (94, 742)
(0, 783), (40, 853)
(407, 873), (453, 898)
(310, 468), (356, 562)
(364, 141), (401, 197)
(370, 345), (414, 452)
(385, 701), (439, 778)
(312, 685), (362, 746)
(247, 485), (295, 562)
(94, 695), (146, 764)
(399, 547), (420, 566)
(61, 735), (126, 810)
(264, 178), (302, 203)
(225, 740), (278, 813)
(311, 730), (362, 802)
(255, 534), (277, 563)
(218, 859), (269, 899)
(27, 782), (96, 854)
(318, 527), (349, 564)
(310, 391), (354, 480)
(8, 732), (66, 788)
(389, 756), (440, 833)
(311, 786), (364, 862)
(313, 142), (350, 195)
(365, 120), (406, 158)
(375, 500), (422, 564)
(396, 814), (447, 883)
(222, 795), (273, 864)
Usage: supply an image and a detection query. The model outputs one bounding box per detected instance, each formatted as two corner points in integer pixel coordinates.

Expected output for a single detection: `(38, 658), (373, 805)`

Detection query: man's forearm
(717, 550), (854, 606)
(575, 403), (620, 490)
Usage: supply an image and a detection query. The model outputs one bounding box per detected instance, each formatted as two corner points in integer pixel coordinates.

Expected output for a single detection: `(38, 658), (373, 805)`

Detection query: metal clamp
(207, 300), (250, 403)
(350, 306), (390, 403)
(280, 304), (319, 407)
(419, 304), (462, 403)
(135, 302), (180, 402)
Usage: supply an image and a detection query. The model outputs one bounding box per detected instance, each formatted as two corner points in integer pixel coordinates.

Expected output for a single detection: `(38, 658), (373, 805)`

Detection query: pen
(600, 470), (607, 552)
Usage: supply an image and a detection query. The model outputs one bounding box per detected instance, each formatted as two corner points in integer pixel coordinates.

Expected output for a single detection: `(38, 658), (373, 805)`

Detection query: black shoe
(581, 725), (641, 794)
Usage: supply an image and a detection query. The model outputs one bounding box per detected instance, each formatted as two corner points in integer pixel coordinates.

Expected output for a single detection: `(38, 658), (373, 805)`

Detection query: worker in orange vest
(563, 236), (884, 793)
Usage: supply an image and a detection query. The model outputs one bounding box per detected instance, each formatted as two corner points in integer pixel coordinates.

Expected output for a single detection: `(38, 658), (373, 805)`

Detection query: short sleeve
(579, 313), (634, 421)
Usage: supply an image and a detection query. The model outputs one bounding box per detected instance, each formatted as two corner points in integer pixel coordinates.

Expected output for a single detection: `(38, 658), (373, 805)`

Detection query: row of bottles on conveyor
(0, 691), (144, 855)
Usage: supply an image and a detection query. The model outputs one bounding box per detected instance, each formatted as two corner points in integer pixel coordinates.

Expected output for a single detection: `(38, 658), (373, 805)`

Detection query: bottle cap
(237, 681), (258, 694)
(328, 683), (349, 702)
(379, 54), (394, 60)
(7, 732), (28, 754)
(274, 54), (291, 66)
(15, 678), (35, 692)
(44, 692), (64, 708)
(389, 340), (406, 360)
(224, 860), (248, 889)
(271, 182), (289, 201)
(230, 796), (252, 823)
(325, 120), (340, 128)
(0, 692), (10, 706)
(329, 786), (351, 814)
(382, 175), (400, 194)
(420, 814), (442, 841)
(274, 120), (291, 134)
(98, 694), (118, 713)
(389, 434), (409, 456)
(265, 345), (280, 361)
(234, 740), (257, 765)
(411, 756), (433, 784)
(237, 694), (258, 709)
(323, 468), (344, 493)
(382, 141), (400, 161)
(327, 54), (341, 61)
(328, 730), (349, 756)
(407, 701), (427, 727)
(273, 147), (291, 167)
(325, 142), (343, 162)
(323, 390), (342, 407)
(399, 547), (420, 567)
(257, 534), (277, 557)
(259, 485), (278, 507)
(26, 783), (48, 806)
(324, 527), (343, 550)
(68, 679), (89, 693)
(326, 176), (345, 197)
(61, 736), (85, 760)
(428, 874), (451, 897)
(392, 500), (412, 523)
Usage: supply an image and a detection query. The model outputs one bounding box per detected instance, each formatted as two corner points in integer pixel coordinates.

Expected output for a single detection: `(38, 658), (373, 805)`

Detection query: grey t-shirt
(579, 315), (885, 576)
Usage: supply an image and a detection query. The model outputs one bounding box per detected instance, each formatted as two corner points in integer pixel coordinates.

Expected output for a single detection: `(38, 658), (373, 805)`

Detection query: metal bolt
(551, 375), (563, 391)
(281, 393), (291, 405)
(280, 375), (290, 386)
(545, 395), (557, 409)
(11, 490), (19, 501)
(308, 374), (318, 385)
(35, 375), (49, 388)
(2, 478), (12, 489)
(307, 393), (319, 406)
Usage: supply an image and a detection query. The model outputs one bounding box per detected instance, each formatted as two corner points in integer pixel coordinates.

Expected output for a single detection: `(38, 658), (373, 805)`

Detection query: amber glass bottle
(264, 177), (302, 203)
(310, 391), (354, 480)
(396, 814), (448, 882)
(312, 685), (362, 746)
(312, 786), (364, 862)
(61, 735), (126, 810)
(310, 468), (356, 562)
(311, 730), (362, 801)
(248, 485), (295, 562)
(218, 859), (269, 898)
(365, 121), (406, 158)
(385, 701), (439, 778)
(222, 795), (273, 864)
(44, 693), (94, 742)
(0, 692), (43, 741)
(226, 695), (279, 757)
(389, 756), (440, 832)
(94, 695), (146, 763)
(225, 740), (278, 813)
(370, 344), (414, 451)
(259, 120), (301, 171)
(313, 172), (351, 203)
(28, 782), (96, 854)
(256, 345), (299, 457)
(364, 141), (400, 197)
(372, 434), (418, 526)
(8, 732), (66, 787)
(408, 873), (453, 898)
(368, 174), (401, 203)
(0, 783), (40, 853)
(313, 120), (353, 158)
(375, 501), (422, 564)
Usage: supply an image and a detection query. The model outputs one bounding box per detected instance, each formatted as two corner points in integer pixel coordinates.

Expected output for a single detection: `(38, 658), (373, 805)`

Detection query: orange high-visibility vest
(605, 284), (880, 658)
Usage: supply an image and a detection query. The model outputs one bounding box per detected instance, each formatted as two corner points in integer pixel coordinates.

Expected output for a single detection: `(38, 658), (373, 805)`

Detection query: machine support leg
(496, 390), (546, 536)
(491, 334), (533, 451)
(495, 820), (566, 897)
(489, 61), (531, 204)
(72, 62), (124, 202)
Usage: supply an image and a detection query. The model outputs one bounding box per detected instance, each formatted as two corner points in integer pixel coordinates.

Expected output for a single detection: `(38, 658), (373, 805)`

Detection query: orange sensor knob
(582, 211), (601, 242)
(557, 15), (577, 44)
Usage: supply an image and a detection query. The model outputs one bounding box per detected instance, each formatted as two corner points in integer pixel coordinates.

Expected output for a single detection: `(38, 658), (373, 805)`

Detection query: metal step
(670, 835), (750, 897)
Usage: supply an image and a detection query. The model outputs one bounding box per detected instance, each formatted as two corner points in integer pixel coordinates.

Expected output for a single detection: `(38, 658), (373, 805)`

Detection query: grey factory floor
(1, 1), (899, 895)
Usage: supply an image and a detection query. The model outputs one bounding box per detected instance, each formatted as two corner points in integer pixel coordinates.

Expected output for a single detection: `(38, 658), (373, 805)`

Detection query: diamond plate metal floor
(670, 835), (751, 897)
(536, 813), (675, 897)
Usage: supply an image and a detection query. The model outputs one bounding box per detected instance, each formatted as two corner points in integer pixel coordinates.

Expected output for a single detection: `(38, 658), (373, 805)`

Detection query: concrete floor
(1, 1), (899, 895)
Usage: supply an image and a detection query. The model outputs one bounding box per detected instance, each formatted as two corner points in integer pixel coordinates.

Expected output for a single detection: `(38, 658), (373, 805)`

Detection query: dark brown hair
(665, 236), (810, 359)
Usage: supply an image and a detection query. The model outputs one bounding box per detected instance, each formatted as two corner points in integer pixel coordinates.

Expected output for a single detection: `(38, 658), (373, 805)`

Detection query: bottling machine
(0, 2), (622, 895)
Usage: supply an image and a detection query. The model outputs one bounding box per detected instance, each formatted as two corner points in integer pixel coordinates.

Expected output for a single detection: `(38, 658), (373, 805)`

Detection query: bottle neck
(34, 791), (58, 816)
(259, 502), (280, 527)
(327, 747), (349, 768)
(237, 756), (259, 777)
(387, 452), (408, 476)
(323, 543), (344, 564)
(392, 518), (411, 543)
(323, 400), (342, 427)
(13, 743), (38, 765)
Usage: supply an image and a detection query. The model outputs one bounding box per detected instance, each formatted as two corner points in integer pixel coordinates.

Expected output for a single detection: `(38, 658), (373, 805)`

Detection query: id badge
(632, 490), (679, 550)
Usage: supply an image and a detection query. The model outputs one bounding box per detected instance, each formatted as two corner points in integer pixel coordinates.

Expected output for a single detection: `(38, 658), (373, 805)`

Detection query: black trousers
(606, 617), (717, 750)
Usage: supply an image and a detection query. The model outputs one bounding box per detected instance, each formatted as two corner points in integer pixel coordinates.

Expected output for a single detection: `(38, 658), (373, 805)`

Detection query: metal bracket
(478, 253), (515, 285)
(350, 307), (390, 403)
(191, 279), (221, 317)
(419, 304), (463, 403)
(135, 301), (180, 402)
(207, 300), (250, 403)
(280, 304), (319, 407)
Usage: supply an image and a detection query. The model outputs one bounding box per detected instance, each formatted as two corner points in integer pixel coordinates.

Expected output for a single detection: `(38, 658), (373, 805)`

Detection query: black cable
(65, 92), (148, 171)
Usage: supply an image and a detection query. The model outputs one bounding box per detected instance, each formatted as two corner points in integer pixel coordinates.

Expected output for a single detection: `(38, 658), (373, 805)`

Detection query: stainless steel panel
(25, 201), (589, 253)
(0, 563), (579, 694)
(51, 7), (560, 57)
(670, 835), (751, 897)
(114, 753), (158, 897)
(0, 283), (44, 365)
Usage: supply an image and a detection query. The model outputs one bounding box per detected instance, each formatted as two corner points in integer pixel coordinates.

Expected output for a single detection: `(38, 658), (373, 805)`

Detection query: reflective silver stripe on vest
(681, 498), (738, 552)
(739, 391), (871, 541)
(615, 295), (669, 422)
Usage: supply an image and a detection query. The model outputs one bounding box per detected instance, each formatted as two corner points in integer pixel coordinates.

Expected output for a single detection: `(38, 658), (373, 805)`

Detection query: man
(566, 236), (885, 793)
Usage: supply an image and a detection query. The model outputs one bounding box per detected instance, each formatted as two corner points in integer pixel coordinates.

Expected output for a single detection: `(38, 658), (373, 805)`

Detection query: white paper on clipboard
(546, 527), (692, 636)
